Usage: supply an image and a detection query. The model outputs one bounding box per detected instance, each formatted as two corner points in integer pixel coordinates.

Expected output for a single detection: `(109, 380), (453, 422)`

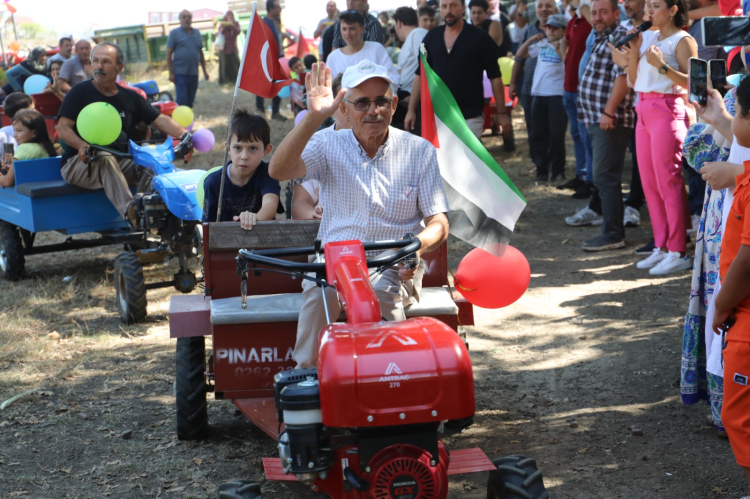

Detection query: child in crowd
(0, 92), (34, 151)
(45, 59), (65, 101)
(711, 76), (750, 491)
(418, 6), (437, 30)
(0, 109), (56, 188)
(516, 14), (568, 182)
(201, 109), (282, 229)
(288, 56), (307, 115)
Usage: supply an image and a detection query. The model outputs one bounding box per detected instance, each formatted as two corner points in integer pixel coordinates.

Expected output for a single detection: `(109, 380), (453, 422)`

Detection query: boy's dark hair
(266, 0), (278, 13)
(468, 0), (490, 11)
(231, 108), (271, 147)
(48, 59), (63, 71)
(392, 7), (418, 26)
(736, 75), (750, 118)
(418, 6), (436, 17)
(3, 92), (33, 119)
(12, 109), (56, 157)
(288, 56), (302, 69)
(303, 54), (317, 70)
(340, 9), (365, 26)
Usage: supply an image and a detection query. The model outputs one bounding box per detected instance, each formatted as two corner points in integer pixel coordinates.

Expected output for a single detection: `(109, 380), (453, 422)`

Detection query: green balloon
(77, 102), (123, 146)
(196, 166), (223, 210)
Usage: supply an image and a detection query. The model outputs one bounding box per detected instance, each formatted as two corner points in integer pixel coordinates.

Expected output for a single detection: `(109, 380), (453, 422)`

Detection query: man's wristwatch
(658, 64), (669, 75)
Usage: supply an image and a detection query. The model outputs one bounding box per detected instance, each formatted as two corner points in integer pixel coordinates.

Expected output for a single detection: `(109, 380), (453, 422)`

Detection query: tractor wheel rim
(0, 245), (7, 273)
(117, 271), (128, 314)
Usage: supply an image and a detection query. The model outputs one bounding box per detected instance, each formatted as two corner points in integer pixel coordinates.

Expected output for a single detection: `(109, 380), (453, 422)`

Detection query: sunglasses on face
(344, 97), (393, 112)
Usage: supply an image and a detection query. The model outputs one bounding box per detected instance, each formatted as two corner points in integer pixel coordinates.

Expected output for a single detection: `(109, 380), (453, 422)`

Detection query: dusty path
(0, 86), (745, 498)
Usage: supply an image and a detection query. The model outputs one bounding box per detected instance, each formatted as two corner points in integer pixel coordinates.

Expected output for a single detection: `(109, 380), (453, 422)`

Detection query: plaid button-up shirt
(300, 127), (450, 247)
(577, 22), (636, 128)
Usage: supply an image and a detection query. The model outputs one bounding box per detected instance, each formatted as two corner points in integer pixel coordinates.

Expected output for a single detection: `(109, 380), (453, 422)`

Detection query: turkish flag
(238, 11), (291, 98)
(295, 29), (311, 59)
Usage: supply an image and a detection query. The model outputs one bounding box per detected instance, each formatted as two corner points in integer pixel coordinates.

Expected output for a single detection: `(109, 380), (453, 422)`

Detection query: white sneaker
(565, 207), (603, 227)
(649, 251), (692, 275)
(624, 206), (640, 227)
(687, 214), (700, 235)
(636, 248), (668, 269)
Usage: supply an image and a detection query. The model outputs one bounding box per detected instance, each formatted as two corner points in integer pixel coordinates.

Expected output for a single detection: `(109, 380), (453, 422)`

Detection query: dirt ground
(0, 74), (746, 499)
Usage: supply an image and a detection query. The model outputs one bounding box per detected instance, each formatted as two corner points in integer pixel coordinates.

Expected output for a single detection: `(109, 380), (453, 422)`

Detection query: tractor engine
(273, 317), (473, 498)
(367, 443), (450, 499)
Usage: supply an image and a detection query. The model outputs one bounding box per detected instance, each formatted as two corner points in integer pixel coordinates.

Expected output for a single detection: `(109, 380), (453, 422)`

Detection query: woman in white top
(624, 0), (697, 275)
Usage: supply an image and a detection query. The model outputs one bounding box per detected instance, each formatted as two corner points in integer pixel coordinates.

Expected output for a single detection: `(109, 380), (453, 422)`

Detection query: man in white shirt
(46, 37), (73, 69)
(392, 6), (428, 131)
(269, 60), (449, 368)
(325, 10), (400, 90)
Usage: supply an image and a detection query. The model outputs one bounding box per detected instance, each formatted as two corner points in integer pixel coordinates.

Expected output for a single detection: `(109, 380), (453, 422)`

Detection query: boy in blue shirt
(202, 109), (282, 229)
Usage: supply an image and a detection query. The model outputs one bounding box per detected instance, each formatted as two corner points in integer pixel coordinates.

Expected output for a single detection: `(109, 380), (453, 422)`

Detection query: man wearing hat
(269, 60), (450, 368)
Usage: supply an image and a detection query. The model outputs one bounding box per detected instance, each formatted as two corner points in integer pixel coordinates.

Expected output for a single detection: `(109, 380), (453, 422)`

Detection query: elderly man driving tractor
(269, 60), (450, 368)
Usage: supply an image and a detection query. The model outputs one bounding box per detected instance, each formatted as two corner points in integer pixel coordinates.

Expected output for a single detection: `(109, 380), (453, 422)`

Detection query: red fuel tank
(317, 317), (474, 428)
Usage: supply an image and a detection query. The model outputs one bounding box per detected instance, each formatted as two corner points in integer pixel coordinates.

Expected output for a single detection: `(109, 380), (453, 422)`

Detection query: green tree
(18, 22), (46, 39)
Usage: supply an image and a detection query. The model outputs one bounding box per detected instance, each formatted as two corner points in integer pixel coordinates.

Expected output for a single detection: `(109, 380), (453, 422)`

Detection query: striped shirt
(332, 13), (384, 49)
(300, 127), (449, 246)
(577, 22), (636, 128)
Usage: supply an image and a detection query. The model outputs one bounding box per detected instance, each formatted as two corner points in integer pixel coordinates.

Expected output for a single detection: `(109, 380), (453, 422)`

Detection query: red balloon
(454, 246), (530, 309)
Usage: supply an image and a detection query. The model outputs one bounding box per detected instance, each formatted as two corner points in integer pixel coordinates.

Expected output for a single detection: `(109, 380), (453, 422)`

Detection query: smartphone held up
(689, 57), (709, 107)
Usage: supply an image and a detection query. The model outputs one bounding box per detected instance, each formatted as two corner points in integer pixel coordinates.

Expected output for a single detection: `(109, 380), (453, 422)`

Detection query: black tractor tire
(114, 252), (147, 324)
(176, 336), (208, 440)
(217, 480), (262, 499)
(487, 455), (548, 499)
(0, 222), (25, 281)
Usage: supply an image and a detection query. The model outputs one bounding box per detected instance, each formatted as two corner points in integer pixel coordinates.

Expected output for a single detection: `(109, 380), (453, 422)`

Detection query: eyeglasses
(344, 97), (393, 112)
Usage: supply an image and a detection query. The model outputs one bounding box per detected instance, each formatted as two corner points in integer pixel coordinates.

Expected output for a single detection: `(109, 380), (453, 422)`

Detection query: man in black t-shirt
(404, 0), (511, 140)
(57, 42), (187, 227)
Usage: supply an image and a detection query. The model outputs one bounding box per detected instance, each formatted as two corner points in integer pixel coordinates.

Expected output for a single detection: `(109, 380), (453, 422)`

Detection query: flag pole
(216, 1), (257, 222)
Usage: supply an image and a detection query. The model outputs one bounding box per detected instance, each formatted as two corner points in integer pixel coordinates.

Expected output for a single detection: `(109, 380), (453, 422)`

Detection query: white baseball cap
(340, 60), (394, 90)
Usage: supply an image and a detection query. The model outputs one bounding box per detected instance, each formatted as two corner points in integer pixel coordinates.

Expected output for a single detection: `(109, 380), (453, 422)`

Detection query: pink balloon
(192, 128), (215, 152)
(294, 109), (307, 127)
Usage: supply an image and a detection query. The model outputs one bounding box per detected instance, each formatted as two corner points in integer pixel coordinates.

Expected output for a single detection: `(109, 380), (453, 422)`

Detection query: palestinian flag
(420, 50), (526, 256)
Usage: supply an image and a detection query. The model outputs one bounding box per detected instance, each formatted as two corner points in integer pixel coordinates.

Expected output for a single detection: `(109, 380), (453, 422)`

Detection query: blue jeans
(174, 73), (199, 108)
(563, 91), (586, 181)
(579, 120), (593, 182)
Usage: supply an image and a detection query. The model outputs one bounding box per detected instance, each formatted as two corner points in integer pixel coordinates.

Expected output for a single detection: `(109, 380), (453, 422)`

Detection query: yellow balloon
(498, 57), (514, 86)
(172, 105), (194, 128)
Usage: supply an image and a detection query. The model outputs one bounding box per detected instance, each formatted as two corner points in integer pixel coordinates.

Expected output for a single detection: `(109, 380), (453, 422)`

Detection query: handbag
(214, 32), (225, 52)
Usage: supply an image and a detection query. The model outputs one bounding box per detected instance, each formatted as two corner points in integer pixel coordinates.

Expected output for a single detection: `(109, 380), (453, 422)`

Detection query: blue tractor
(0, 135), (205, 324)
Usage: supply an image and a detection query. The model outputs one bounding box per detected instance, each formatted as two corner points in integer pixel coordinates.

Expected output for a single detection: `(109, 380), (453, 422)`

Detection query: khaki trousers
(61, 153), (151, 218)
(294, 259), (426, 368)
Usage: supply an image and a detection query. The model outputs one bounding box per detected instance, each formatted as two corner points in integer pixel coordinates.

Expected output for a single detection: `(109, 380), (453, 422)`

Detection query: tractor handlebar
(237, 237), (422, 275)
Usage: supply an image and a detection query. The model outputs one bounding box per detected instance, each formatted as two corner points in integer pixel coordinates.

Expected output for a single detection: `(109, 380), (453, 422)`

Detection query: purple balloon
(294, 109), (307, 127)
(192, 128), (215, 152)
